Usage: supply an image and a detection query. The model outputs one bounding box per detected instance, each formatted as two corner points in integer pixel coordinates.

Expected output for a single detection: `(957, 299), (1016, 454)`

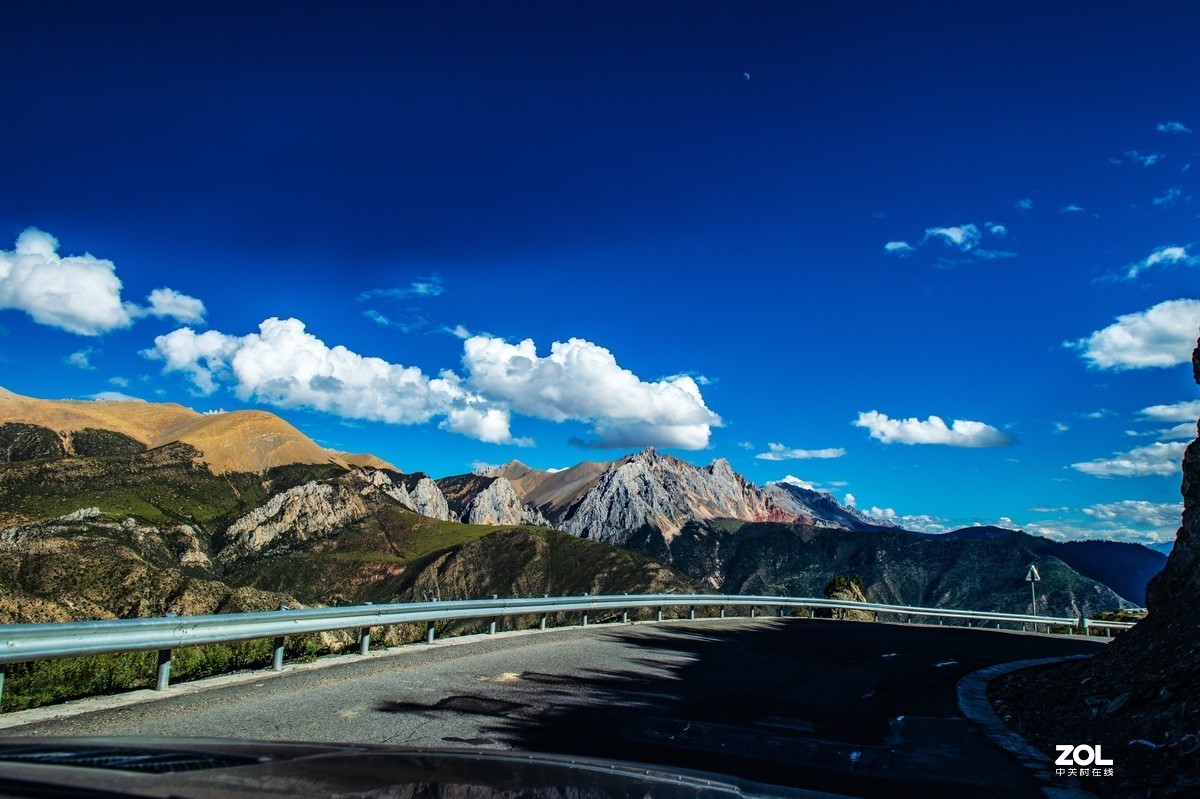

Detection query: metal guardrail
(0, 593), (1136, 703)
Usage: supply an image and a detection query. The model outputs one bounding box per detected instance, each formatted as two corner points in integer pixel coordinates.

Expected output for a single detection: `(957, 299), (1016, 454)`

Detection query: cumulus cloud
(461, 335), (721, 450)
(755, 442), (846, 461)
(358, 277), (444, 301)
(1060, 204), (1086, 214)
(1071, 441), (1188, 477)
(148, 319), (721, 450)
(884, 241), (913, 255)
(146, 317), (524, 445)
(853, 411), (1013, 447)
(1015, 198), (1033, 211)
(777, 475), (817, 490)
(0, 228), (204, 336)
(1119, 245), (1198, 280)
(140, 288), (206, 324)
(863, 507), (952, 533)
(843, 493), (856, 507)
(1066, 299), (1200, 369)
(1157, 121), (1192, 134)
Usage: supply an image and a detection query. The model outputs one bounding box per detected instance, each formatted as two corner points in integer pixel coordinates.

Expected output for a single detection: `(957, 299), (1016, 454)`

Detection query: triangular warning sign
(1026, 564), (1041, 582)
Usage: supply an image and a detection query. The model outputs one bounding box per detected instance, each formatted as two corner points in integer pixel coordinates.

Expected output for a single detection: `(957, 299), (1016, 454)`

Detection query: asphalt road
(1, 619), (1105, 798)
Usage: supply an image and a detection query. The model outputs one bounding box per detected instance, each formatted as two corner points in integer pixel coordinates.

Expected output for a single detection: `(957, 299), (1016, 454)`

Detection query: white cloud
(853, 411), (1013, 447)
(755, 442), (846, 461)
(140, 288), (206, 324)
(358, 276), (444, 301)
(843, 492), (856, 507)
(1053, 422), (1070, 434)
(987, 223), (1008, 236)
(1060, 204), (1086, 214)
(1083, 500), (1180, 530)
(1157, 121), (1192, 134)
(1153, 187), (1183, 207)
(737, 441), (755, 450)
(1161, 422), (1197, 441)
(778, 475), (817, 490)
(461, 335), (721, 450)
(149, 320), (723, 450)
(1067, 299), (1200, 370)
(923, 224), (981, 251)
(444, 324), (472, 339)
(147, 317), (525, 446)
(88, 391), (145, 402)
(865, 507), (951, 533)
(1119, 245), (1198, 280)
(1139, 400), (1200, 422)
(1015, 198), (1033, 211)
(1125, 150), (1163, 167)
(108, 376), (129, 388)
(442, 407), (532, 447)
(1071, 441), (1188, 477)
(884, 241), (913, 255)
(65, 348), (96, 370)
(0, 228), (204, 336)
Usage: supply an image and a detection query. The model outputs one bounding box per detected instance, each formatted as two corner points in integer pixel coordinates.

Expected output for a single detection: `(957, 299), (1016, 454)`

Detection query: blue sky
(2, 2), (1198, 544)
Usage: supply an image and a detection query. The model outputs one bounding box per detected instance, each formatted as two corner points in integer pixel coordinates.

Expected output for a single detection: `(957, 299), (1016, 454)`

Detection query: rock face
(561, 448), (794, 544)
(357, 469), (452, 521)
(993, 335), (1200, 797)
(459, 477), (550, 527)
(219, 479), (372, 563)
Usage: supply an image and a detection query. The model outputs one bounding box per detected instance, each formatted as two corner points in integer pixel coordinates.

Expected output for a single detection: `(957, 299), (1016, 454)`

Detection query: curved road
(1, 618), (1104, 798)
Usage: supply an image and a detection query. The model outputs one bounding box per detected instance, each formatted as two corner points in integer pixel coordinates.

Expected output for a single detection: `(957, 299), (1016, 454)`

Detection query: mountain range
(0, 387), (1168, 625)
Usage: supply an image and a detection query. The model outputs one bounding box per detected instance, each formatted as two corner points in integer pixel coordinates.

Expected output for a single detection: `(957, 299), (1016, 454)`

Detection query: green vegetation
(0, 444), (341, 529)
(69, 428), (145, 458)
(0, 635), (329, 713)
(0, 423), (64, 463)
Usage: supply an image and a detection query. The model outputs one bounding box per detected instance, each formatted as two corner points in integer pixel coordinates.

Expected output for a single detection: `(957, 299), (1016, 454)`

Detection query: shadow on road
(374, 619), (1103, 797)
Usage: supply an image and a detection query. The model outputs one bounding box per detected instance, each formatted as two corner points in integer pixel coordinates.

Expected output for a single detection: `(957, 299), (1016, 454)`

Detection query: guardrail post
(656, 607), (663, 622)
(689, 607), (695, 620)
(581, 593), (589, 627)
(750, 607), (756, 618)
(155, 650), (171, 691)
(358, 601), (373, 654)
(1105, 625), (1112, 638)
(272, 637), (285, 671)
(777, 607), (784, 618)
(622, 609), (629, 624)
(720, 607), (725, 619)
(0, 663), (5, 704)
(1080, 617), (1090, 637)
(541, 594), (549, 630)
(489, 594), (499, 635)
(426, 621), (436, 644)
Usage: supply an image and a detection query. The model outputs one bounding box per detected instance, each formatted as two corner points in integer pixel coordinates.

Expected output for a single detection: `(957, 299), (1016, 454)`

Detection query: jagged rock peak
(562, 448), (796, 544)
(706, 457), (735, 478)
(461, 476), (550, 527)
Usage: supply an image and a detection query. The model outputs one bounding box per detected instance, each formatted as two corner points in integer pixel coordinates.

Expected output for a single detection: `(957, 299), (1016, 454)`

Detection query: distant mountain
(0, 389), (1167, 623)
(636, 519), (1142, 617)
(0, 386), (391, 475)
(762, 479), (896, 532)
(1149, 541), (1176, 556)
